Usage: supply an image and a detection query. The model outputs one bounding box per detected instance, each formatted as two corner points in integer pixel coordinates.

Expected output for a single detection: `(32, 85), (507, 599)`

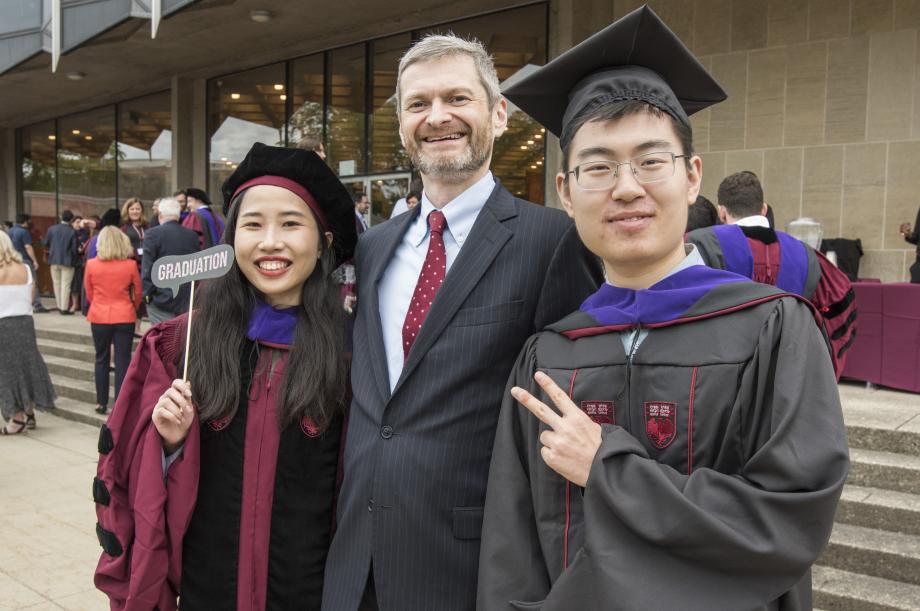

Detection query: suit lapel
(363, 207), (421, 403)
(391, 184), (517, 398)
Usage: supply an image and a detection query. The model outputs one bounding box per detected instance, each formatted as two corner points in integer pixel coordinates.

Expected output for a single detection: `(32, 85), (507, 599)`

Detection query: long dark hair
(187, 190), (347, 430)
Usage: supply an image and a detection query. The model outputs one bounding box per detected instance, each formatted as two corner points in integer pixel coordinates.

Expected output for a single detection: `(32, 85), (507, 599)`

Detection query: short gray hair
(158, 197), (181, 220)
(396, 34), (501, 111)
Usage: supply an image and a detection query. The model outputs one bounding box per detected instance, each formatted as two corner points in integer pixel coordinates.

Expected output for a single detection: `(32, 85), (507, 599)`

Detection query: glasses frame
(566, 152), (689, 191)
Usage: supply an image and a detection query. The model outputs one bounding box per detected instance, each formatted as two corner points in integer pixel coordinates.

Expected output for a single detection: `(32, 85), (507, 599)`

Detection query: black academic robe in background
(478, 276), (849, 611)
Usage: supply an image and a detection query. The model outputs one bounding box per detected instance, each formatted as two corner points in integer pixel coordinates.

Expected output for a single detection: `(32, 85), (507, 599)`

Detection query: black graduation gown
(180, 340), (341, 611)
(478, 276), (849, 611)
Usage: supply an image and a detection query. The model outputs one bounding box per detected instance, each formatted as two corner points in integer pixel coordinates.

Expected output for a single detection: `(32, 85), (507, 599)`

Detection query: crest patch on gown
(644, 402), (677, 449)
(580, 401), (615, 425)
(301, 416), (320, 438)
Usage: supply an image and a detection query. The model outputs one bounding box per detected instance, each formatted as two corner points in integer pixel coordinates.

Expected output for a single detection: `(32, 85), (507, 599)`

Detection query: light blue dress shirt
(377, 171), (496, 391)
(615, 243), (705, 356)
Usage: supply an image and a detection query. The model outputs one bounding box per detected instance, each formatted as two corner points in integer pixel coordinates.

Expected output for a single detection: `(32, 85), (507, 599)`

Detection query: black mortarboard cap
(502, 5), (726, 147)
(221, 143), (357, 267)
(183, 187), (211, 206)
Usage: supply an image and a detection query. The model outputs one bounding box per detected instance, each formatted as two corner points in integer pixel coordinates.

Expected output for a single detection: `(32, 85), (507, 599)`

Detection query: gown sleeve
(478, 335), (553, 611)
(541, 298), (849, 611)
(93, 319), (201, 611)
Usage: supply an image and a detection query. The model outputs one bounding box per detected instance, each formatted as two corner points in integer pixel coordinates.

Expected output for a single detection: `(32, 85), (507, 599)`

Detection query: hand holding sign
(152, 379), (195, 454)
(152, 244), (235, 383)
(511, 371), (602, 487)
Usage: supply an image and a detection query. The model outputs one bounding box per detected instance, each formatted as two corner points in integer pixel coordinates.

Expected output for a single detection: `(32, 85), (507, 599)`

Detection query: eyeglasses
(566, 152), (689, 191)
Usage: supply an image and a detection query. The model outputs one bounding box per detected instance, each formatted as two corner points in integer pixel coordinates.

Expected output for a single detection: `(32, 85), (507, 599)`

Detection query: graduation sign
(152, 244), (234, 382)
(152, 245), (234, 298)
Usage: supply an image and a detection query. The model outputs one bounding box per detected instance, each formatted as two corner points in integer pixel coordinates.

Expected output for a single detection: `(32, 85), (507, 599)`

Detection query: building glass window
(207, 62), (286, 201)
(117, 91), (172, 210)
(58, 106), (117, 222)
(20, 120), (57, 230)
(327, 43), (366, 176)
(289, 53), (325, 150)
(370, 33), (411, 175)
(419, 4), (548, 202)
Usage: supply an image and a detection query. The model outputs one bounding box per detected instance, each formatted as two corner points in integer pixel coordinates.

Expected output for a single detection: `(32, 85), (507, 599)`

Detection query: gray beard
(409, 133), (492, 185)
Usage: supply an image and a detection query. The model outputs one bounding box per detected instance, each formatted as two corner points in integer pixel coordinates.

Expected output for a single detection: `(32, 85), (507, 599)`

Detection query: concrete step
(836, 485), (920, 537)
(34, 326), (95, 347)
(820, 523), (920, 586)
(50, 371), (109, 406)
(43, 353), (94, 380)
(37, 337), (95, 361)
(46, 395), (105, 428)
(849, 447), (920, 495)
(848, 424), (920, 457)
(812, 565), (920, 611)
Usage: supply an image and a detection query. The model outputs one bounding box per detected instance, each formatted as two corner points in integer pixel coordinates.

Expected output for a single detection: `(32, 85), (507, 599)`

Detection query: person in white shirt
(0, 231), (55, 434)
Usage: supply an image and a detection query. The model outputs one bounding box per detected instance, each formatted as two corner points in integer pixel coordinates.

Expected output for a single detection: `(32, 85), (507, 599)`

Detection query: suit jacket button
(380, 425), (394, 439)
(368, 499), (374, 512)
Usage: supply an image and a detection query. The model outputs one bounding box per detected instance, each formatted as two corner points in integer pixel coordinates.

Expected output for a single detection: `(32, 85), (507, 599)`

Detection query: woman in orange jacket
(84, 226), (141, 415)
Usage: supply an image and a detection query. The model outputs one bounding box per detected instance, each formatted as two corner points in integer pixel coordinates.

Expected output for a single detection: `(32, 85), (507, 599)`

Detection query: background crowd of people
(0, 187), (222, 422)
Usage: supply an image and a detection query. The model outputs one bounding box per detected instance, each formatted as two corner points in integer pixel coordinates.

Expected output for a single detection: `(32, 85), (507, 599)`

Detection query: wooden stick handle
(182, 280), (195, 382)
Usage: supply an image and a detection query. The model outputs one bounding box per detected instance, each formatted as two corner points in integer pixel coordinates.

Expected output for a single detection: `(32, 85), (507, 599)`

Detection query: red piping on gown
(563, 369), (578, 570)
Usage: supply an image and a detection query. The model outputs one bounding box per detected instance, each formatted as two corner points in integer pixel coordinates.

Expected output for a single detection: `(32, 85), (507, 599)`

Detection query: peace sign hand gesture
(511, 371), (602, 487)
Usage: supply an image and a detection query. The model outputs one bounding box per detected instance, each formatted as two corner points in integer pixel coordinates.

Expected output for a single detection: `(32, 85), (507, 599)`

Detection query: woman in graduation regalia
(92, 143), (358, 611)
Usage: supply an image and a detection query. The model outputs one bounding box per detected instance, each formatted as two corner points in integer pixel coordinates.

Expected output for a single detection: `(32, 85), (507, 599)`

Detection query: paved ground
(0, 413), (107, 610)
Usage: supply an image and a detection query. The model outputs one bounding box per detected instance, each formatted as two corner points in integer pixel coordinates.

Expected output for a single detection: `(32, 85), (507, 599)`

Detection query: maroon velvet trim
(560, 293), (815, 340)
(232, 175), (330, 232)
(563, 369), (578, 571)
(688, 367), (697, 475)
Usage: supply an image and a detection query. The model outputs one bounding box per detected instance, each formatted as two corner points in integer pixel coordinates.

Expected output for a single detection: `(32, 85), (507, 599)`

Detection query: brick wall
(612, 0), (920, 281)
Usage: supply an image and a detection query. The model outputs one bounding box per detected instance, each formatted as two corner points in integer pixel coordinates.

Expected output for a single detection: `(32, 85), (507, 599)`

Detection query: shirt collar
(733, 214), (770, 228)
(606, 243), (705, 289)
(408, 172), (495, 247)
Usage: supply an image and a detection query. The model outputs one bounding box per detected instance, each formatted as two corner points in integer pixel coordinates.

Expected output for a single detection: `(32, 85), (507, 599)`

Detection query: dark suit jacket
(907, 207), (920, 283)
(322, 183), (603, 611)
(141, 220), (200, 313)
(43, 222), (77, 267)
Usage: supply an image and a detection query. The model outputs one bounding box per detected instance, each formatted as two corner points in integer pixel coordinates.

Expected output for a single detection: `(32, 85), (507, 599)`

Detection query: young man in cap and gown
(93, 143), (356, 610)
(477, 7), (849, 611)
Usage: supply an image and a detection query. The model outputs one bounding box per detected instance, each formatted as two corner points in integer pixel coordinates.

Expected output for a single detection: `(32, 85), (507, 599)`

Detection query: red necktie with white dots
(402, 210), (447, 360)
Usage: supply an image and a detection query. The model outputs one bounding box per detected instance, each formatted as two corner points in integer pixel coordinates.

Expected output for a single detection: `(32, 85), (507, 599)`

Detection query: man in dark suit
(141, 196), (200, 324)
(43, 209), (78, 314)
(355, 191), (370, 234)
(901, 207), (920, 283)
(321, 35), (603, 611)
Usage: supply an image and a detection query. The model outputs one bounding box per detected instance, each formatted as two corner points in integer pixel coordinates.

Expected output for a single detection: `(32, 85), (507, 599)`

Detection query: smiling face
(398, 54), (507, 186)
(233, 185), (332, 308)
(128, 202), (143, 223)
(557, 110), (701, 288)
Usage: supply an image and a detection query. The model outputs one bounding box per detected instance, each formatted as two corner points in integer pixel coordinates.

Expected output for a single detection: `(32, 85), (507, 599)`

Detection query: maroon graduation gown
(93, 316), (340, 610)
